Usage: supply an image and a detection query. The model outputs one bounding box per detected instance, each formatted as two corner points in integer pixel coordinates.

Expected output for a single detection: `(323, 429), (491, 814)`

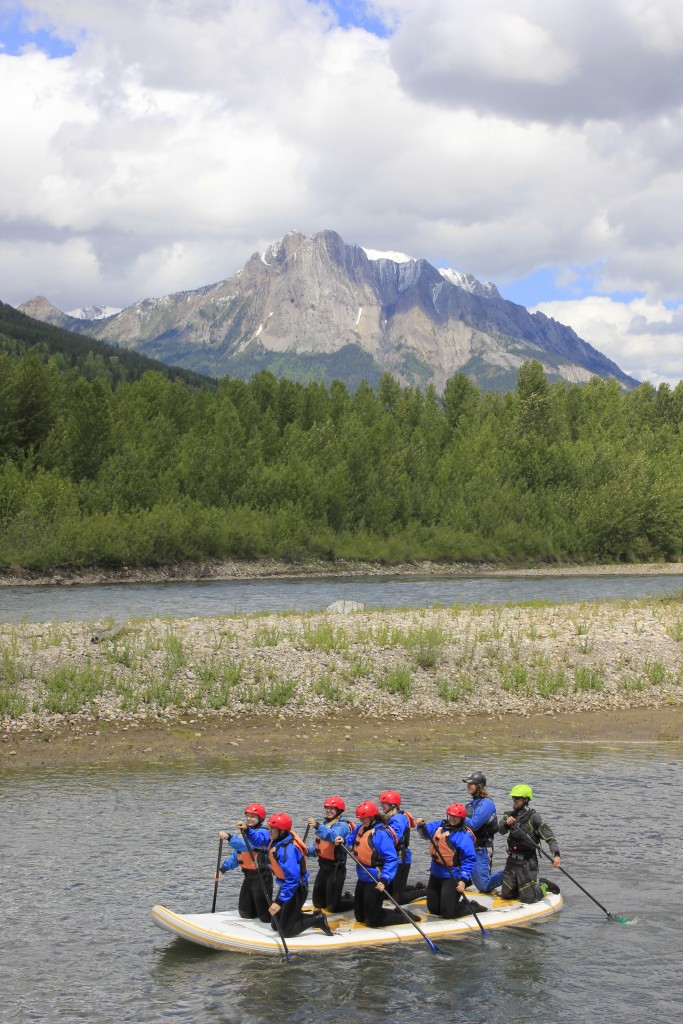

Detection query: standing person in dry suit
(306, 795), (354, 912)
(462, 771), (502, 893)
(378, 789), (426, 904)
(498, 785), (561, 904)
(266, 812), (333, 937)
(416, 803), (478, 918)
(336, 800), (419, 929)
(216, 803), (272, 922)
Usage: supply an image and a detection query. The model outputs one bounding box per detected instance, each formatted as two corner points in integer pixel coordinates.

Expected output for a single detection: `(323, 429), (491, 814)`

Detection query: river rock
(326, 600), (365, 613)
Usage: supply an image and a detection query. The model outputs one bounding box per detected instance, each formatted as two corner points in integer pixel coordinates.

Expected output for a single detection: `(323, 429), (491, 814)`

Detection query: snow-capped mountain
(66, 304), (122, 320)
(19, 230), (637, 392)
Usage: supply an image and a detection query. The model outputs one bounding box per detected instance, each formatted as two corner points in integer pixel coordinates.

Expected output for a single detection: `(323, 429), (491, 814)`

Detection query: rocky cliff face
(18, 230), (637, 392)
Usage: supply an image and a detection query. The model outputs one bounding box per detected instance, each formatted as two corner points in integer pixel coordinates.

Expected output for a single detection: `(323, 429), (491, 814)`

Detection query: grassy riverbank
(2, 589), (682, 769)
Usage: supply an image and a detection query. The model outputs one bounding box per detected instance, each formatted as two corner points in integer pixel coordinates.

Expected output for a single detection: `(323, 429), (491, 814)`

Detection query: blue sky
(1, 0), (682, 384)
(316, 0), (392, 37)
(0, 6), (75, 57)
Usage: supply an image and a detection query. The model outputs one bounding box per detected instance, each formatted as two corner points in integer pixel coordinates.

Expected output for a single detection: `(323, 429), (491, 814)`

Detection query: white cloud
(0, 0), (682, 383)
(389, 0), (683, 123)
(532, 296), (683, 386)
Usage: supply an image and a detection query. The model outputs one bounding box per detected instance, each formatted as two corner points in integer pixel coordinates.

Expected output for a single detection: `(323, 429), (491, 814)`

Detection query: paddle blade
(607, 913), (636, 924)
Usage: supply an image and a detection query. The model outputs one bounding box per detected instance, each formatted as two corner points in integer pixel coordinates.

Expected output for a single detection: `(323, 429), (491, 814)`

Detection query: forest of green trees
(1, 335), (682, 569)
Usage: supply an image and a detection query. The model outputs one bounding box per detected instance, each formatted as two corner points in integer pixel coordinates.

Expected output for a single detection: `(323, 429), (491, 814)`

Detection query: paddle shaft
(508, 824), (613, 918)
(344, 843), (446, 954)
(211, 837), (224, 913)
(239, 828), (292, 961)
(424, 829), (489, 936)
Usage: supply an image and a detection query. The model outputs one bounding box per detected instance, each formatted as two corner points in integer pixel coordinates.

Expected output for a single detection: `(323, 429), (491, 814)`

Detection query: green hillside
(0, 301), (216, 390)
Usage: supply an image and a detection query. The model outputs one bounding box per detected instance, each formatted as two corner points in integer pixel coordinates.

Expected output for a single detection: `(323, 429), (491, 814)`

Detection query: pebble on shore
(1, 594), (682, 736)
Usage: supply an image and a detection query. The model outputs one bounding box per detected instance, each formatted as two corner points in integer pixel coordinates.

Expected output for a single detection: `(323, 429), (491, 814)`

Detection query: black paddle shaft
(211, 837), (224, 913)
(508, 824), (615, 919)
(240, 827), (292, 961)
(343, 843), (447, 955)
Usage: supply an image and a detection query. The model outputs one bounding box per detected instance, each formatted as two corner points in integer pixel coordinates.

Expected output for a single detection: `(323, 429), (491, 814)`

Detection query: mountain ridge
(18, 229), (638, 392)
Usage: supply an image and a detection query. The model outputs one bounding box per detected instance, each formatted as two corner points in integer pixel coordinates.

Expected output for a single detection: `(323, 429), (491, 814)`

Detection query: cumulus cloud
(533, 296), (683, 386)
(0, 0), (682, 383)
(388, 0), (683, 123)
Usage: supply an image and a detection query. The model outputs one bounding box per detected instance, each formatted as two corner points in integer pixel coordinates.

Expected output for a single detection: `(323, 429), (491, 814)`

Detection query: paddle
(424, 829), (490, 936)
(211, 837), (224, 913)
(344, 844), (449, 955)
(239, 827), (292, 961)
(509, 825), (631, 924)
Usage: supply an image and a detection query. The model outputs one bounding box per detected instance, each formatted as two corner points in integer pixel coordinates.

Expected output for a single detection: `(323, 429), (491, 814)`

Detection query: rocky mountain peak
(17, 229), (637, 392)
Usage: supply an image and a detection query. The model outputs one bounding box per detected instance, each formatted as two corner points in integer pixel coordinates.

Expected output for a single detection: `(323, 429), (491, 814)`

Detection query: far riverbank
(1, 593), (682, 769)
(1, 558), (682, 588)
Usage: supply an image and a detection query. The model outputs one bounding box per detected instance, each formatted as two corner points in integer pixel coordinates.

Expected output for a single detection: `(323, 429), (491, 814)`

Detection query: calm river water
(1, 573), (683, 623)
(2, 742), (682, 1024)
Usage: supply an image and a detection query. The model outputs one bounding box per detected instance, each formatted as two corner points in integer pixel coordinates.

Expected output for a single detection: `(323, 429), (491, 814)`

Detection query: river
(1, 572), (683, 623)
(2, 742), (681, 1023)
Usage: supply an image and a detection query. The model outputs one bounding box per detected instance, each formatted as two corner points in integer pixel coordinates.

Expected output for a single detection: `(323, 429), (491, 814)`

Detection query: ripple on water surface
(2, 572), (683, 622)
(1, 744), (682, 1023)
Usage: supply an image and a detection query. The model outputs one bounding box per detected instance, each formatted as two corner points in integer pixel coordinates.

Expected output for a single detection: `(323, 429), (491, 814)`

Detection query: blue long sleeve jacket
(417, 820), (477, 881)
(306, 818), (351, 857)
(271, 835), (309, 904)
(219, 827), (269, 873)
(220, 850), (239, 872)
(345, 823), (398, 884)
(386, 810), (412, 864)
(230, 828), (270, 853)
(241, 826), (270, 850)
(465, 796), (497, 844)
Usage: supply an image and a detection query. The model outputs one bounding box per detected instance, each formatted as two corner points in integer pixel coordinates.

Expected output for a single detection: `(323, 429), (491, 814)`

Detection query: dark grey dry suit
(498, 806), (560, 904)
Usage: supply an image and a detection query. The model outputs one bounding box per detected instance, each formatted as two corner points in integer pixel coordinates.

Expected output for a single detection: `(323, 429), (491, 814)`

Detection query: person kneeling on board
(498, 785), (561, 903)
(216, 803), (272, 923)
(267, 813), (334, 937)
(416, 803), (480, 918)
(336, 800), (419, 929)
(378, 789), (426, 904)
(306, 795), (354, 913)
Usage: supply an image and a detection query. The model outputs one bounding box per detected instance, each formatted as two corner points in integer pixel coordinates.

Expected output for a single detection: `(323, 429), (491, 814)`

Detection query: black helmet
(463, 771), (486, 787)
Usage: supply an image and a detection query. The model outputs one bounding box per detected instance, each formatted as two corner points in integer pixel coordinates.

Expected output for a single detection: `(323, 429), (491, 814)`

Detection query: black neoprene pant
(353, 880), (407, 928)
(238, 871), (272, 922)
(311, 859), (347, 910)
(271, 884), (320, 937)
(426, 874), (465, 918)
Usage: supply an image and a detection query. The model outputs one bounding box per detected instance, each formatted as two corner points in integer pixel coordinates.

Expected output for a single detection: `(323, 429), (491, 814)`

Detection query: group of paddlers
(214, 771), (562, 939)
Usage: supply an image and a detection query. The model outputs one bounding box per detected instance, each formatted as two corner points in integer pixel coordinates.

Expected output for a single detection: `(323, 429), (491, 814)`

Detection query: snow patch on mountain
(439, 269), (500, 299)
(362, 248), (414, 263)
(67, 304), (122, 320)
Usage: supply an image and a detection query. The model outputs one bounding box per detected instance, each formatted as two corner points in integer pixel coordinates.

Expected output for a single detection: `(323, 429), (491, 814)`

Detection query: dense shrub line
(1, 348), (682, 569)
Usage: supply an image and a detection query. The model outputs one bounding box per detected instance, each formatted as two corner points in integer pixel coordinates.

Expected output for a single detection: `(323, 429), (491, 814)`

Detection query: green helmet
(509, 784), (533, 800)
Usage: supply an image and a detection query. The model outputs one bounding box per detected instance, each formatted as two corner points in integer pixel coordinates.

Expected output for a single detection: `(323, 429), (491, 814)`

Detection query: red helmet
(379, 790), (402, 807)
(446, 803), (467, 819)
(324, 796), (345, 812)
(356, 800), (380, 819)
(268, 812), (292, 831)
(244, 803), (266, 821)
